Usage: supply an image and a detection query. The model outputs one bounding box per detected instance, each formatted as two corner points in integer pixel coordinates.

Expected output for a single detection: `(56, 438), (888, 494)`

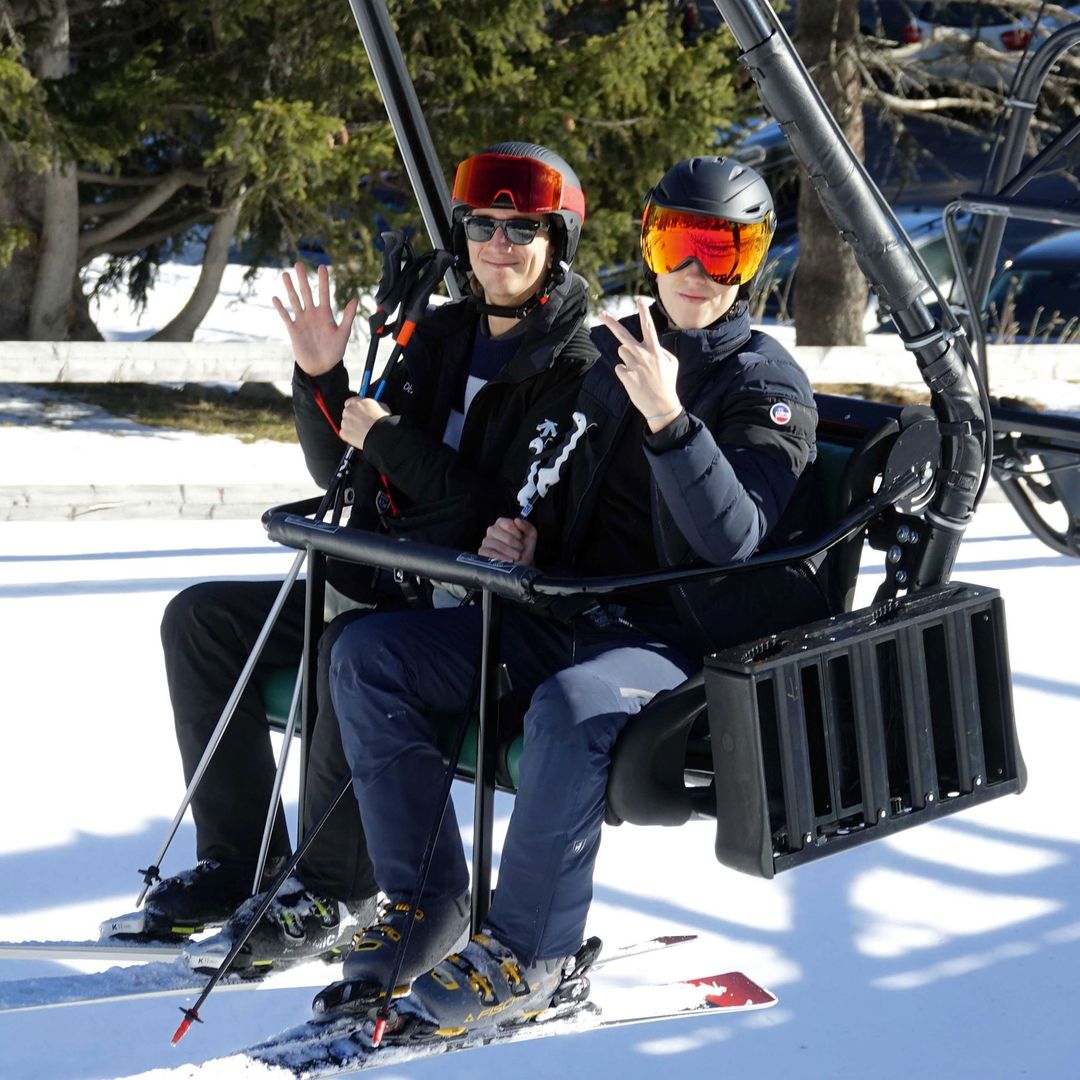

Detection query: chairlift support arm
(709, 0), (985, 590)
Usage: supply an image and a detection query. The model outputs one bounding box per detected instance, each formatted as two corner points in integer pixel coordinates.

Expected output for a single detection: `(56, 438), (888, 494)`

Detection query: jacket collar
(652, 299), (753, 374)
(466, 271), (588, 346)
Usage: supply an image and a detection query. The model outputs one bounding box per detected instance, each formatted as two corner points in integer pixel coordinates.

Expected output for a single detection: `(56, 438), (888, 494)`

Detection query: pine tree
(0, 1), (748, 340)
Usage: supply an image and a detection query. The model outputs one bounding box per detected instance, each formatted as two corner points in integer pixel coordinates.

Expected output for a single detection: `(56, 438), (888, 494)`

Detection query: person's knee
(160, 581), (231, 649)
(318, 610), (367, 682)
(526, 669), (626, 750)
(329, 615), (409, 694)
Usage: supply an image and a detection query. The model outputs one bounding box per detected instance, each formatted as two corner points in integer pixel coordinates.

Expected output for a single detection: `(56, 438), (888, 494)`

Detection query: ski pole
(244, 250), (445, 893)
(249, 650), (305, 895)
(371, 249), (455, 401)
(358, 232), (413, 398)
(170, 773), (356, 1044)
(136, 448), (355, 907)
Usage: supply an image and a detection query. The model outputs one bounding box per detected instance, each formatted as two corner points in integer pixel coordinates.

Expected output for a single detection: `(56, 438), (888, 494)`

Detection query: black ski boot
(100, 859), (265, 943)
(184, 876), (378, 976)
(311, 891), (470, 1018)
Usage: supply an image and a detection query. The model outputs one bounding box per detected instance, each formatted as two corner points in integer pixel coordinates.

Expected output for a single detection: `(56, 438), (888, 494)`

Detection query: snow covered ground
(0, 502), (1078, 1079)
(2, 260), (1078, 1076)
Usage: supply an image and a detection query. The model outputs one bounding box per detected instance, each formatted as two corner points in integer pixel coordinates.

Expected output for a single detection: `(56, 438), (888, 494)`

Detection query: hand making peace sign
(273, 261), (359, 379)
(598, 298), (683, 433)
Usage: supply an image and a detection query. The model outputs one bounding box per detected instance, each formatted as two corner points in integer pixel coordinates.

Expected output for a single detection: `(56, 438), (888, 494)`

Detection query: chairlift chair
(253, 0), (1026, 933)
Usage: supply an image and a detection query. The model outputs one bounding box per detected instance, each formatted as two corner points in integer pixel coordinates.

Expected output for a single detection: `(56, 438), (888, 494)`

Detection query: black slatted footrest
(704, 582), (1026, 878)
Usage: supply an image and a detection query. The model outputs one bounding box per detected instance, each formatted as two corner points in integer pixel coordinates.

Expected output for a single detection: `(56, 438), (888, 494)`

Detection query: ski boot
(100, 859), (264, 943)
(311, 891), (470, 1018)
(184, 876), (378, 976)
(381, 931), (575, 1043)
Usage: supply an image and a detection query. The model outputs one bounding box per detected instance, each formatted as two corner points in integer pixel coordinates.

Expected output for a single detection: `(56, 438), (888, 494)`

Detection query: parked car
(906, 1), (1080, 88)
(750, 206), (970, 330)
(984, 230), (1080, 343)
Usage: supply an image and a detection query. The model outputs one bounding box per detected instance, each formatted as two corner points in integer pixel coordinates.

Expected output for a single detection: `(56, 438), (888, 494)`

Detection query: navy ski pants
(330, 604), (693, 965)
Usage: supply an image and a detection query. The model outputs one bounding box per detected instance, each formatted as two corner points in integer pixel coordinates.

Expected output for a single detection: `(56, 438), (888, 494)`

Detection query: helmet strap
(473, 259), (565, 321)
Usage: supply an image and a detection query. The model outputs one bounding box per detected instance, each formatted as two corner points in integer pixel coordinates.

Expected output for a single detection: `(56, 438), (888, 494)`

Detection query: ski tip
(687, 972), (777, 1008)
(171, 1007), (201, 1045)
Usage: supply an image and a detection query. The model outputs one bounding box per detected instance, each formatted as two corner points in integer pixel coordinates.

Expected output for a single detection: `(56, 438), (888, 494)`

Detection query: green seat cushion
(816, 440), (853, 521)
(259, 666), (299, 732)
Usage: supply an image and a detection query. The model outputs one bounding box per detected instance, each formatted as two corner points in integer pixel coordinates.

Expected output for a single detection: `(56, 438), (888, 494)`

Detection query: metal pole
(968, 23), (1080, 311)
(711, 0), (986, 590)
(471, 589), (502, 932)
(346, 0), (462, 298)
(251, 652), (305, 895)
(135, 550), (306, 907)
(296, 548), (326, 840)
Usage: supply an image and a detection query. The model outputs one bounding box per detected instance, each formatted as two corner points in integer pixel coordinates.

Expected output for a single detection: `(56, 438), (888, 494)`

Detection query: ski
(0, 933), (696, 1014)
(222, 966), (775, 1077)
(0, 956), (270, 1014)
(0, 939), (186, 963)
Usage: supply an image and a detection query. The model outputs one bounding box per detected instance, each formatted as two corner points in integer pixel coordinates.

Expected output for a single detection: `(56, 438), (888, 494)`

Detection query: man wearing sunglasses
(107, 143), (597, 979)
(319, 156), (826, 1037)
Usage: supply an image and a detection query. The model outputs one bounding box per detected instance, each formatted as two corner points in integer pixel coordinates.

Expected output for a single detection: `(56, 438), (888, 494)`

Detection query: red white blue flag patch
(769, 402), (792, 426)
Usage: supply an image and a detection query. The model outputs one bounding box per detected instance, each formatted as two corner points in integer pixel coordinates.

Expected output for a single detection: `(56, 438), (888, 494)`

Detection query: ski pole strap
(313, 386), (341, 437)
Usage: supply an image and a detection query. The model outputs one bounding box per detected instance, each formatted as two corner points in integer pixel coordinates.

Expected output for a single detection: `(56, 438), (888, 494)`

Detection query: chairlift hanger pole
(345, 0), (462, 299)
(709, 0), (985, 589)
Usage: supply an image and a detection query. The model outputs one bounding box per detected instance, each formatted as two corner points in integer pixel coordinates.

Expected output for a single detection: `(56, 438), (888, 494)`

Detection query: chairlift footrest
(704, 582), (1025, 878)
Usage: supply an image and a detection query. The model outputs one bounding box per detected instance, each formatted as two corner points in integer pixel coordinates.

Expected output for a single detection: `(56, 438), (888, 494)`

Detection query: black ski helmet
(642, 155), (776, 292)
(450, 142), (586, 287)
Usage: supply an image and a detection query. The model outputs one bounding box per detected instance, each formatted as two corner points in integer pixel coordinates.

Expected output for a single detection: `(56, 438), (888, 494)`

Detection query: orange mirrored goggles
(453, 153), (585, 220)
(640, 202), (775, 285)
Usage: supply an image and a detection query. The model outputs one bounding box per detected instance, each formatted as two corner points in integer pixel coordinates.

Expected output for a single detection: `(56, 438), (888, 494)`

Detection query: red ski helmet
(451, 142), (586, 285)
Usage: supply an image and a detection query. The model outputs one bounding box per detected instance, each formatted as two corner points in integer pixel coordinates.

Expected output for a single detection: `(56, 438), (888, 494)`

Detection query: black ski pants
(160, 578), (389, 903)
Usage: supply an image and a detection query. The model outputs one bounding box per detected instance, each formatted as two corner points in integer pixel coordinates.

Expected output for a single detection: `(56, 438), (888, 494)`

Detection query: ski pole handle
(359, 233), (415, 398)
(371, 249), (454, 400)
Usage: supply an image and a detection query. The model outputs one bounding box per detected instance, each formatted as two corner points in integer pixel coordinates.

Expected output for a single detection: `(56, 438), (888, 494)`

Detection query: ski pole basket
(703, 581), (1025, 878)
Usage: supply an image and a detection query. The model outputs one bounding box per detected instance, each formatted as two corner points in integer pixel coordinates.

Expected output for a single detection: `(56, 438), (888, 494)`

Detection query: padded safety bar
(265, 469), (923, 607)
(265, 512), (539, 603)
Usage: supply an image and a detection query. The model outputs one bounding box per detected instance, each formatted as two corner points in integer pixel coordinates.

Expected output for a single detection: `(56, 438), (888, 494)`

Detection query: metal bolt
(895, 569), (909, 586)
(887, 545), (902, 565)
(804, 832), (813, 844)
(878, 808), (887, 820)
(974, 775), (983, 787)
(925, 792), (935, 804)
(896, 525), (912, 544)
(909, 530), (920, 545)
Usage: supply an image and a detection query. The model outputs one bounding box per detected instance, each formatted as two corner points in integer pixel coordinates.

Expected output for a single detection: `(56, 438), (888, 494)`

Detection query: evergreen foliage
(0, 0), (749, 337)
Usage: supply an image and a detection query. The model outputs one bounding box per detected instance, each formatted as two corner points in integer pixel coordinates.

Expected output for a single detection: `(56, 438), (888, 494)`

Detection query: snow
(2, 264), (1079, 1078)
(2, 499), (1078, 1079)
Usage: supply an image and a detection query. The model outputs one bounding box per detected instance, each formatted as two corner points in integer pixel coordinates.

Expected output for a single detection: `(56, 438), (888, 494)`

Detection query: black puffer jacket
(553, 301), (829, 658)
(291, 273), (597, 592)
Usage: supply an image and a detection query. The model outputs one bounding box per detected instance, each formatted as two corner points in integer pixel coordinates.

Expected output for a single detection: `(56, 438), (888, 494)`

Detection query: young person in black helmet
(319, 155), (828, 1036)
(103, 143), (596, 976)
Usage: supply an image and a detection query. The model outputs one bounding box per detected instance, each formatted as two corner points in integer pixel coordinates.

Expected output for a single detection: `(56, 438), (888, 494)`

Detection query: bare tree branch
(79, 211), (211, 264)
(77, 170), (205, 254)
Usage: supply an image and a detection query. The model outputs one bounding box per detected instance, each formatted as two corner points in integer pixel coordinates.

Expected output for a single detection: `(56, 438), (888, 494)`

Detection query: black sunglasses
(462, 215), (550, 245)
